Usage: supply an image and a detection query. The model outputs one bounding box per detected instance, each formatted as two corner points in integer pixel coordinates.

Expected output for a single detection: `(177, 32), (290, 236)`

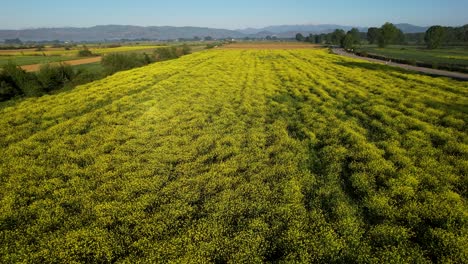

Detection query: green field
(72, 62), (105, 72)
(0, 55), (81, 66)
(0, 45), (168, 66)
(0, 48), (467, 263)
(356, 45), (468, 67)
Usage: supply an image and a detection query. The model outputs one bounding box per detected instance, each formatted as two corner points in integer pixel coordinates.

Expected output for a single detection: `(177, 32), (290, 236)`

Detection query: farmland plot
(0, 49), (467, 263)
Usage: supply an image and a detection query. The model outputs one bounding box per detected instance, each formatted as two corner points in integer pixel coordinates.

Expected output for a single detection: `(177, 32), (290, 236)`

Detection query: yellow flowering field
(0, 49), (467, 263)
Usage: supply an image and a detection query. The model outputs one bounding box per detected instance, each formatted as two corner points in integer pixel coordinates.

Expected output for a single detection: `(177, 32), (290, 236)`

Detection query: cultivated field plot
(0, 45), (166, 66)
(221, 42), (320, 49)
(356, 45), (468, 67)
(0, 49), (467, 263)
(19, 56), (103, 72)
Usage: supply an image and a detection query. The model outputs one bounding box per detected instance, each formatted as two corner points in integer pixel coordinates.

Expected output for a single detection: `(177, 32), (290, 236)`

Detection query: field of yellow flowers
(0, 48), (467, 263)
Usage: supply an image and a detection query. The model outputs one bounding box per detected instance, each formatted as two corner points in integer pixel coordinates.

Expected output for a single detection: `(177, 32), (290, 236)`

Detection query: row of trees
(424, 25), (468, 48)
(367, 23), (405, 47)
(296, 23), (468, 49)
(296, 23), (405, 49)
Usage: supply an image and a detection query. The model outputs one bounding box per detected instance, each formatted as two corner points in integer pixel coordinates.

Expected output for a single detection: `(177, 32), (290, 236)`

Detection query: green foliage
(77, 46), (94, 57)
(154, 46), (179, 61)
(331, 29), (346, 45)
(0, 49), (467, 262)
(0, 62), (43, 98)
(425, 26), (446, 49)
(181, 44), (192, 55)
(367, 27), (381, 44)
(36, 63), (75, 92)
(0, 71), (21, 101)
(101, 53), (152, 75)
(341, 28), (361, 49)
(296, 33), (305, 42)
(355, 45), (468, 72)
(341, 34), (355, 49)
(206, 42), (223, 49)
(0, 62), (97, 101)
(378, 22), (404, 47)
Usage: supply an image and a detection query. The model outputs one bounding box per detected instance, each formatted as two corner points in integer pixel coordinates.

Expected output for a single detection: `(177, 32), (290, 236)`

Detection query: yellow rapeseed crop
(0, 49), (467, 263)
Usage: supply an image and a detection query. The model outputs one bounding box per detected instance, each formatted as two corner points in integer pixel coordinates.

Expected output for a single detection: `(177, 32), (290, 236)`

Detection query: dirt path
(20, 57), (102, 72)
(331, 48), (468, 81)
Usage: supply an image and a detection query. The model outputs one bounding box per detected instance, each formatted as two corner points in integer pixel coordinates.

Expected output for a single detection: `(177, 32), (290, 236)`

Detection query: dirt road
(331, 48), (468, 81)
(20, 56), (102, 72)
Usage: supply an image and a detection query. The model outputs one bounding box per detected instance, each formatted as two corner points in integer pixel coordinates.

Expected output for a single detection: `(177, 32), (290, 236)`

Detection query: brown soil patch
(221, 43), (321, 50)
(20, 57), (102, 72)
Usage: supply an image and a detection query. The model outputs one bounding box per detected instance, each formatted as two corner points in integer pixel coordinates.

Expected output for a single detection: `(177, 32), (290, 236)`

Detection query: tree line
(296, 23), (468, 49)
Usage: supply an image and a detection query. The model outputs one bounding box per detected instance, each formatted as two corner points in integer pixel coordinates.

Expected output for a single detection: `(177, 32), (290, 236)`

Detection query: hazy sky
(1, 0), (467, 29)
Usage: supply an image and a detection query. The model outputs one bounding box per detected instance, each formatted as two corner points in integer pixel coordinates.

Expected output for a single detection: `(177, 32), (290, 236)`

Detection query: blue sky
(1, 0), (467, 29)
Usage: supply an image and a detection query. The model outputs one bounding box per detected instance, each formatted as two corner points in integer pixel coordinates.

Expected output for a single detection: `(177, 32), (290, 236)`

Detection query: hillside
(237, 23), (428, 36)
(0, 25), (245, 41)
(0, 48), (467, 263)
(0, 23), (430, 41)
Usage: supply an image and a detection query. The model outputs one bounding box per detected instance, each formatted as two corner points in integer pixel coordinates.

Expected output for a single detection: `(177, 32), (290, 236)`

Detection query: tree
(341, 34), (355, 49)
(4, 38), (22, 45)
(425, 26), (446, 49)
(204, 36), (213, 41)
(378, 22), (402, 47)
(367, 27), (381, 44)
(295, 33), (305, 42)
(340, 29), (360, 49)
(314, 34), (324, 44)
(78, 46), (94, 57)
(330, 29), (346, 45)
(36, 64), (74, 92)
(349, 28), (361, 45)
(463, 24), (468, 42)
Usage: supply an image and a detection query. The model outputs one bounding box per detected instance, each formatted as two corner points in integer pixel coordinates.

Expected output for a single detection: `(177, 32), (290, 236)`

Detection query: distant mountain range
(0, 24), (430, 42)
(238, 23), (429, 37)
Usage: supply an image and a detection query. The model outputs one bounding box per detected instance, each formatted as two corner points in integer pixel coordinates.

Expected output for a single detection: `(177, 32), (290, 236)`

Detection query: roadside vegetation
(0, 49), (466, 263)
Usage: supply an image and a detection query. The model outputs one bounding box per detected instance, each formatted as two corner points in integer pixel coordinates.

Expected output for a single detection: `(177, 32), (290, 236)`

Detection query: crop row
(0, 49), (466, 263)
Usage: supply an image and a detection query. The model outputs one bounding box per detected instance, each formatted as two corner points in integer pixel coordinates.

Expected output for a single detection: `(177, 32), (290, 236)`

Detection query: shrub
(101, 53), (152, 75)
(0, 73), (21, 101)
(154, 47), (179, 61)
(206, 42), (222, 49)
(36, 63), (74, 92)
(181, 44), (192, 55)
(78, 46), (94, 57)
(1, 62), (43, 98)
